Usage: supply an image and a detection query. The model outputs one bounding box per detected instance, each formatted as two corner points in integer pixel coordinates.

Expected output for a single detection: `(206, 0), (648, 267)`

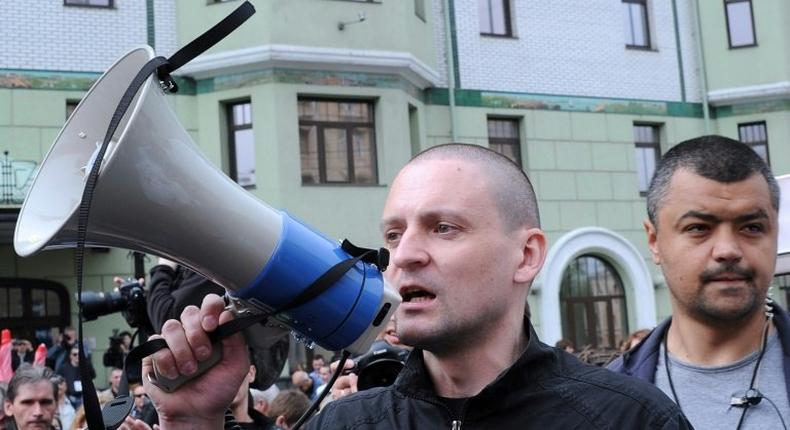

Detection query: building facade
(0, 0), (788, 372)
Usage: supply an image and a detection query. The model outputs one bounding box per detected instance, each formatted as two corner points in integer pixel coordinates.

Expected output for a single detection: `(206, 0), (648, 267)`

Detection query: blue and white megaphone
(13, 45), (400, 356)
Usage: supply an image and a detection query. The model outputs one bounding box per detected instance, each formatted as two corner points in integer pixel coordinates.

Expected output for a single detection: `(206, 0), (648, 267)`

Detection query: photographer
(330, 316), (410, 401)
(45, 327), (77, 372)
(103, 330), (132, 370)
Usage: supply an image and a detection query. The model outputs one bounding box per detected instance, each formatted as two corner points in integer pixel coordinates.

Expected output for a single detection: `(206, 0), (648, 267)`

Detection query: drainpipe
(671, 0), (686, 102)
(443, 0), (458, 142)
(692, 0), (711, 134)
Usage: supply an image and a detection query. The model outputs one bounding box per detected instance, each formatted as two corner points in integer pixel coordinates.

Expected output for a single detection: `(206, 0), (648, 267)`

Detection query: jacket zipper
(451, 420), (462, 430)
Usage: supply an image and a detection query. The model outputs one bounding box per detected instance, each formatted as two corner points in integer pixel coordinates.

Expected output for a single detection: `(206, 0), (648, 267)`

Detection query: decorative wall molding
(708, 81), (790, 106)
(176, 44), (441, 90)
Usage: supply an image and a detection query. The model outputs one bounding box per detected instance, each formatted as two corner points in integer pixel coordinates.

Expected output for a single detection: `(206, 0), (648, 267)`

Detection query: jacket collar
(618, 302), (790, 384)
(395, 318), (555, 404)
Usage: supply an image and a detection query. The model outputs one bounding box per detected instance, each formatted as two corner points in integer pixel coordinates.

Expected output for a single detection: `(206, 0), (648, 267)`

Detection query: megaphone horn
(14, 45), (400, 355)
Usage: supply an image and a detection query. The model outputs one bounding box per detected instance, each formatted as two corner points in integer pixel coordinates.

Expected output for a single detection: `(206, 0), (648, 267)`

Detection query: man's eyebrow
(676, 210), (719, 226)
(734, 208), (769, 223)
(676, 209), (769, 227)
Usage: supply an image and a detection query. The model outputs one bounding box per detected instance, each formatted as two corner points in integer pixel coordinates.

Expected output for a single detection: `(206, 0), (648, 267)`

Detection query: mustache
(699, 262), (755, 284)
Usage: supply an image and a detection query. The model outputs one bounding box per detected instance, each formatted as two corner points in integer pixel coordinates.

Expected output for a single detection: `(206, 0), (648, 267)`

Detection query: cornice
(708, 81), (790, 106)
(176, 44), (441, 89)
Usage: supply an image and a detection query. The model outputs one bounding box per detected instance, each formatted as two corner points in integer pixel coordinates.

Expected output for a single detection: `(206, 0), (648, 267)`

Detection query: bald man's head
(409, 143), (540, 230)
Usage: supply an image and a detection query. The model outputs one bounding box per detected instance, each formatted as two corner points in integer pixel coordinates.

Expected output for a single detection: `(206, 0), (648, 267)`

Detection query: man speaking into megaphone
(139, 144), (691, 430)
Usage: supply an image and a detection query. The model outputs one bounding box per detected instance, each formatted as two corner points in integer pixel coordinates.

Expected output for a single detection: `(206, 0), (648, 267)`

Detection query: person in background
(267, 390), (310, 430)
(99, 367), (123, 399)
(129, 384), (158, 428)
(619, 329), (651, 353)
(55, 346), (93, 409)
(307, 355), (325, 390)
(50, 374), (75, 430)
(608, 135), (790, 429)
(250, 384), (280, 418)
(290, 370), (317, 402)
(11, 339), (34, 371)
(4, 364), (57, 430)
(229, 363), (275, 430)
(46, 328), (76, 372)
(554, 339), (576, 354)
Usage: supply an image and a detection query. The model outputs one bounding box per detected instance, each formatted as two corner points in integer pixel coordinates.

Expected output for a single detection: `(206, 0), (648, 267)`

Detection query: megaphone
(777, 174), (790, 275)
(14, 45), (400, 355)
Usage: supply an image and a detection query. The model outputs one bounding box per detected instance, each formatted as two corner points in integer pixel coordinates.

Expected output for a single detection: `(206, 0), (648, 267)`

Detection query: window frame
(63, 0), (114, 8)
(633, 123), (661, 197)
(486, 117), (522, 168)
(724, 0), (757, 49)
(225, 100), (256, 189)
(623, 0), (651, 50)
(0, 278), (71, 335)
(479, 0), (514, 38)
(560, 255), (629, 351)
(298, 98), (379, 186)
(738, 121), (770, 165)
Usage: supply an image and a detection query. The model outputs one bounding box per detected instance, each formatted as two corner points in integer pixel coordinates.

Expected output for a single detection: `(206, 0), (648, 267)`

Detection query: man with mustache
(609, 135), (790, 429)
(140, 143), (690, 429)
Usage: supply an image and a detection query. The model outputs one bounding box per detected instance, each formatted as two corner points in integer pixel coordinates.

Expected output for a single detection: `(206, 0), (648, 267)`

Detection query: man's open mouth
(401, 288), (436, 303)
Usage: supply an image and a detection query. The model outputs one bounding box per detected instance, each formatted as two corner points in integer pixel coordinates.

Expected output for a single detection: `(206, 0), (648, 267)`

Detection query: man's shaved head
(408, 143), (540, 230)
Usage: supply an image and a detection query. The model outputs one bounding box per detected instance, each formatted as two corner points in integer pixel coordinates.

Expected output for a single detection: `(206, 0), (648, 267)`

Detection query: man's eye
(435, 223), (456, 234)
(743, 224), (765, 234)
(684, 224), (709, 234)
(385, 231), (401, 243)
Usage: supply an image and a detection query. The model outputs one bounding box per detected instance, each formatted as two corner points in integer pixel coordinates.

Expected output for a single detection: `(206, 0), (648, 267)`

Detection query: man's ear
(644, 219), (661, 265)
(275, 415), (288, 429)
(514, 227), (547, 285)
(4, 399), (12, 417)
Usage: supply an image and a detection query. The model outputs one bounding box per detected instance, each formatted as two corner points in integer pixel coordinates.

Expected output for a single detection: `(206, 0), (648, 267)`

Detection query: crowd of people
(3, 136), (788, 430)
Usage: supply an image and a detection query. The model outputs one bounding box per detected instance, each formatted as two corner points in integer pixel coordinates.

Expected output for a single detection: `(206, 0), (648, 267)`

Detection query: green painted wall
(176, 0), (436, 69)
(699, 0), (790, 91)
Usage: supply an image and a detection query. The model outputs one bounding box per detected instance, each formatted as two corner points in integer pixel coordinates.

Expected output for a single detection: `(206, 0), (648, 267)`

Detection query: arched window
(0, 278), (70, 345)
(560, 255), (628, 350)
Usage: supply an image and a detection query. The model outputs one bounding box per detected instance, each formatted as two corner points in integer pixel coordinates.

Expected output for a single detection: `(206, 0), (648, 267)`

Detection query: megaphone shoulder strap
(73, 3), (256, 429)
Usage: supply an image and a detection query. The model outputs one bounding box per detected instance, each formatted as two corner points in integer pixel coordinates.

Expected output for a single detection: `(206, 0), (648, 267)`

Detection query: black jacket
(307, 320), (692, 430)
(146, 264), (225, 333)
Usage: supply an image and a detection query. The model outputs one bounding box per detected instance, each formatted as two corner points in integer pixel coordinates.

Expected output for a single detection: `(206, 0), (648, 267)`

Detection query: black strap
(74, 3), (256, 429)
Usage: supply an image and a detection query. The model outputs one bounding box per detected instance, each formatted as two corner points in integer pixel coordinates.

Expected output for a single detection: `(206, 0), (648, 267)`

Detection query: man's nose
(711, 228), (743, 263)
(390, 230), (429, 269)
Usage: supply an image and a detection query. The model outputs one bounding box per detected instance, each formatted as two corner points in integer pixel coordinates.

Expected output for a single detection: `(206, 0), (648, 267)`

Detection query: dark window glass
(64, 0), (113, 7)
(623, 0), (650, 48)
(738, 121), (769, 164)
(0, 279), (70, 344)
(415, 0), (426, 21)
(633, 124), (660, 196)
(560, 255), (629, 351)
(298, 99), (377, 185)
(478, 0), (512, 36)
(226, 101), (256, 188)
(725, 0), (756, 48)
(66, 100), (79, 120)
(487, 118), (521, 167)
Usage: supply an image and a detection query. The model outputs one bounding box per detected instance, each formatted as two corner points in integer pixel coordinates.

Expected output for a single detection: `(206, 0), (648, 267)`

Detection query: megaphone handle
(147, 343), (223, 393)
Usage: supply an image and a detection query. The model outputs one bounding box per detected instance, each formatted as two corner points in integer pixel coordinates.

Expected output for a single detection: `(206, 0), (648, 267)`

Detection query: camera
(354, 339), (410, 390)
(80, 279), (152, 334)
